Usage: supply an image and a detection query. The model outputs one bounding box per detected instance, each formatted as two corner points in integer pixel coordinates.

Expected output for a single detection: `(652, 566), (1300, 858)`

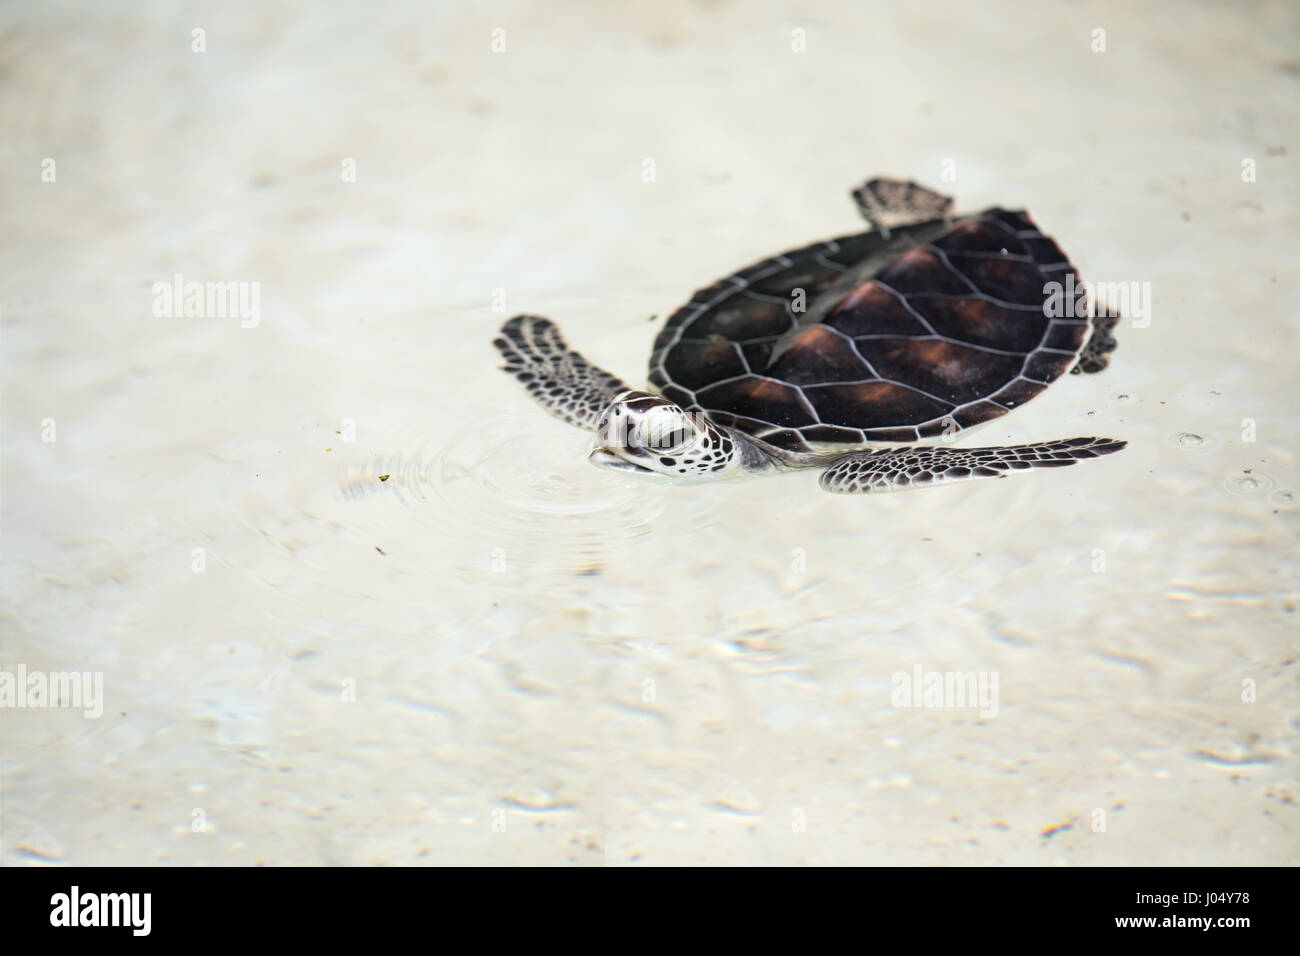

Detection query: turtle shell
(648, 209), (1090, 451)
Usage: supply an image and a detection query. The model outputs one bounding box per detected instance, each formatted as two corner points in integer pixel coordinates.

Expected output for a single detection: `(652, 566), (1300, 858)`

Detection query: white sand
(1, 0), (1297, 865)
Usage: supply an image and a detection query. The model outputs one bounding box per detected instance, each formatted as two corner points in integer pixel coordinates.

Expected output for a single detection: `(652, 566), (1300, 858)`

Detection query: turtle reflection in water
(494, 177), (1124, 494)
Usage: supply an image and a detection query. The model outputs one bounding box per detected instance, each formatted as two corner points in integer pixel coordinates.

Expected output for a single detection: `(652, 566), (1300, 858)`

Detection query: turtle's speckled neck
(728, 428), (810, 474)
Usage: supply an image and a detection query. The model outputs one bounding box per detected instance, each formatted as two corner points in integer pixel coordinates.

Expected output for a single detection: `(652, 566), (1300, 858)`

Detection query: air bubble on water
(1166, 430), (1219, 452)
(1269, 488), (1298, 509)
(1224, 472), (1274, 496)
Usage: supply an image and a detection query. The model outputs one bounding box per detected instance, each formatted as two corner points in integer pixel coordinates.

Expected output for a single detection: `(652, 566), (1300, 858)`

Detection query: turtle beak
(588, 448), (656, 475)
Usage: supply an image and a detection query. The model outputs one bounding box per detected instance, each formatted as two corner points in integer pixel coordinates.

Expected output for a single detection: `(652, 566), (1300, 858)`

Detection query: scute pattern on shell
(649, 209), (1091, 451)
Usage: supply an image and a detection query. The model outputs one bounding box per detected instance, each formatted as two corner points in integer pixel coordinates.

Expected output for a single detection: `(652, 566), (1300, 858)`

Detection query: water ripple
(338, 412), (669, 581)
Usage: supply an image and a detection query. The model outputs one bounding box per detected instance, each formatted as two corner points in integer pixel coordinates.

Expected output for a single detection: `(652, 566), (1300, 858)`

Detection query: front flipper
(494, 315), (632, 431)
(819, 437), (1126, 494)
(851, 177), (954, 238)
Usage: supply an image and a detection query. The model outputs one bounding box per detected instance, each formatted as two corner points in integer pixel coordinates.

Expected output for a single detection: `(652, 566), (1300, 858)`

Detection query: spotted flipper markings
(494, 315), (631, 431)
(851, 177), (954, 238)
(819, 437), (1126, 494)
(1073, 303), (1121, 375)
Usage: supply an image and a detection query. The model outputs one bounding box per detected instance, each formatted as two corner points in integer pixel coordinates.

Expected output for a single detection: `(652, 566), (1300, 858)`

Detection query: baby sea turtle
(494, 177), (1124, 493)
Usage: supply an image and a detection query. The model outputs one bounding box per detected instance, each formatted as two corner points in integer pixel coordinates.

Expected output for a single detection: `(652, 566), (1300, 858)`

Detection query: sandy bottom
(1, 0), (1297, 865)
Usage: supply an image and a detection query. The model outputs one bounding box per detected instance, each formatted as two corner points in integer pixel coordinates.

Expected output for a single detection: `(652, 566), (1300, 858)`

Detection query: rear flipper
(819, 437), (1126, 494)
(851, 177), (954, 238)
(1073, 303), (1121, 374)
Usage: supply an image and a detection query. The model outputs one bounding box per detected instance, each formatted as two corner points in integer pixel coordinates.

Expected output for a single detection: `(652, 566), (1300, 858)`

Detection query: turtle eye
(636, 410), (695, 453)
(653, 428), (693, 453)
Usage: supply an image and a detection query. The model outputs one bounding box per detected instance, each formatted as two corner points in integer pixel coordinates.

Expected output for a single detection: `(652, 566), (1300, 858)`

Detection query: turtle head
(589, 390), (742, 480)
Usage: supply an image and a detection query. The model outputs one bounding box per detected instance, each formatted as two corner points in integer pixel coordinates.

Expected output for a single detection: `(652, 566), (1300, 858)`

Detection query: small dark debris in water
(1180, 211), (1190, 221)
(379, 474), (390, 481)
(375, 546), (386, 555)
(648, 314), (658, 322)
(1266, 145), (1287, 156)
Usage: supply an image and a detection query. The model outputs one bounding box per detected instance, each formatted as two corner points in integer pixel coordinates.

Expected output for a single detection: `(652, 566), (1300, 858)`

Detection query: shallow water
(1, 0), (1297, 865)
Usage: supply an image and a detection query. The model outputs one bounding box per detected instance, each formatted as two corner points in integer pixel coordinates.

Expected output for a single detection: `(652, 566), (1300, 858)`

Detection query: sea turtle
(494, 177), (1124, 493)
